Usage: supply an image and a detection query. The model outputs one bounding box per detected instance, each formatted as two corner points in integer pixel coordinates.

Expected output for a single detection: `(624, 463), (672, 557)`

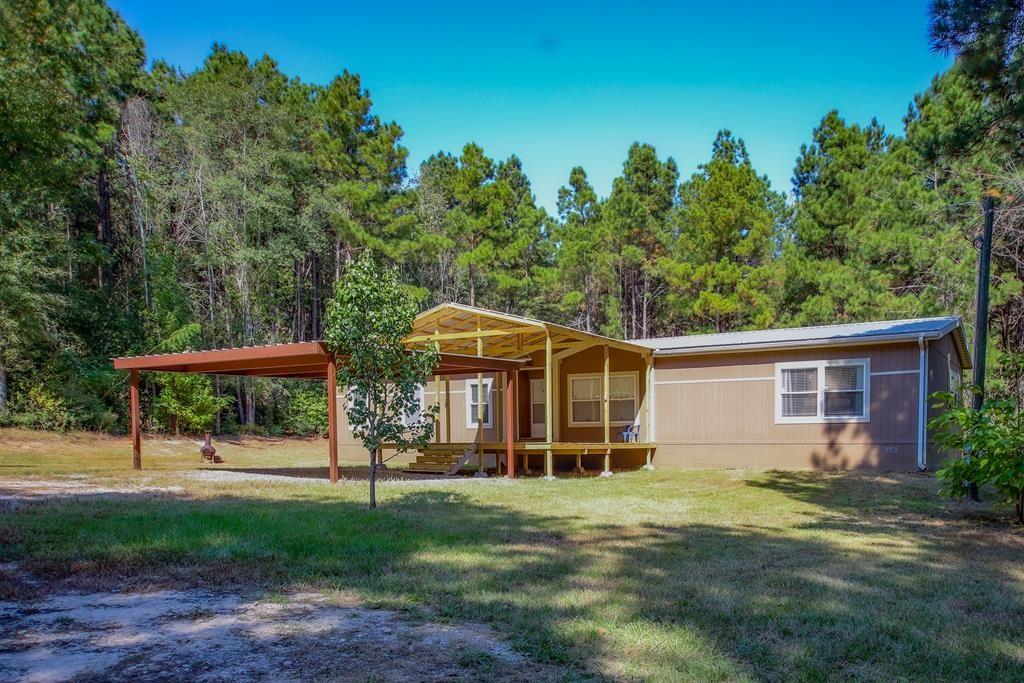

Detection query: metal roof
(629, 316), (971, 367)
(112, 342), (527, 378)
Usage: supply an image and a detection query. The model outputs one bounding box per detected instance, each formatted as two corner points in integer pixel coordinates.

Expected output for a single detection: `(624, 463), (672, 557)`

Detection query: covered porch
(393, 304), (656, 478)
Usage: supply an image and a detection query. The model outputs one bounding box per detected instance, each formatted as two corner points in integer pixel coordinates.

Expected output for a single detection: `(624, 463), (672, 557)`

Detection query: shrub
(930, 389), (1024, 524)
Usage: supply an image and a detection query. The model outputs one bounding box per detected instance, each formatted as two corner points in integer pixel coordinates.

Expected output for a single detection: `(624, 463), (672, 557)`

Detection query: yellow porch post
(544, 332), (554, 480)
(601, 345), (613, 477)
(475, 324), (486, 476)
(433, 374), (440, 443)
(643, 353), (655, 470)
(444, 378), (451, 443)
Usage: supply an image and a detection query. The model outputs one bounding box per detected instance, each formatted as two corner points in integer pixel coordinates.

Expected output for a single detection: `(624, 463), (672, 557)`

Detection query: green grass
(1, 428), (1022, 681)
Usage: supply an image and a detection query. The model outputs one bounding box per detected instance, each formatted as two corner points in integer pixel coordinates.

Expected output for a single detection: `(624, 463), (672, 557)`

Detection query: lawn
(1, 428), (1022, 681)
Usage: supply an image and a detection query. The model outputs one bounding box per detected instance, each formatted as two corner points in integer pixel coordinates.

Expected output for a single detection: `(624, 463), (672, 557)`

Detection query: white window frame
(465, 377), (493, 429)
(774, 358), (870, 424)
(567, 371), (639, 427)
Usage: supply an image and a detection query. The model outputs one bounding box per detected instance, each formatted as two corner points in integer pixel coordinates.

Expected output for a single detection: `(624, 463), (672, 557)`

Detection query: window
(402, 385), (425, 428)
(568, 372), (638, 426)
(949, 368), (962, 405)
(775, 359), (869, 424)
(465, 378), (493, 428)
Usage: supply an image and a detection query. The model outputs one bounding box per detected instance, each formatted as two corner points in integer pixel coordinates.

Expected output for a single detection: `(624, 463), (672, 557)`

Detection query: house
(113, 302), (970, 480)
(336, 304), (971, 474)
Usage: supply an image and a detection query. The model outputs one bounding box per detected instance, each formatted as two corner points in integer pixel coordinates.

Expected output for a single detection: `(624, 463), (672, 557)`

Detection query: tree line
(2, 0), (1023, 435)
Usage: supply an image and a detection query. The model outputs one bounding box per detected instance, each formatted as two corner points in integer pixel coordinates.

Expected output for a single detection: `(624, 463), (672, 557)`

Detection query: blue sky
(110, 1), (951, 213)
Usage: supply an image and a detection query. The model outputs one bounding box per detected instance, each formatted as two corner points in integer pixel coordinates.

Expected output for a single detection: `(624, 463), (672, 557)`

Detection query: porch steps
(405, 445), (477, 475)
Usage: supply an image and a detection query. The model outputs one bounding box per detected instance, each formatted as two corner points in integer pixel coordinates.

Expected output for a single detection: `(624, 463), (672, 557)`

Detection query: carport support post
(505, 371), (515, 478)
(327, 355), (339, 484)
(130, 369), (141, 470)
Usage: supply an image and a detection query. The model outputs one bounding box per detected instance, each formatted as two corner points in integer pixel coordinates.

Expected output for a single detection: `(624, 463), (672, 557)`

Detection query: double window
(465, 378), (493, 428)
(568, 372), (638, 426)
(775, 359), (869, 424)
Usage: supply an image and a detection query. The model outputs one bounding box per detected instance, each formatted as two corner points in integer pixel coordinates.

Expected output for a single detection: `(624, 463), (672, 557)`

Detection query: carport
(112, 342), (525, 482)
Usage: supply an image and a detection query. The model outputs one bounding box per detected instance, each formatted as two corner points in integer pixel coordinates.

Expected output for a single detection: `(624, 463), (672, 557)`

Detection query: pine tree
(662, 131), (788, 332)
(602, 143), (679, 338)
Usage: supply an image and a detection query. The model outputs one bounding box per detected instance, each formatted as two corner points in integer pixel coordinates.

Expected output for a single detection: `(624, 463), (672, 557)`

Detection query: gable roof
(410, 303), (650, 359)
(630, 316), (971, 368)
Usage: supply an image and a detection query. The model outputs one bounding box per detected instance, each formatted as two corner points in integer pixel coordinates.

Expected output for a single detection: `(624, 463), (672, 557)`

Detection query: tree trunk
(0, 362), (8, 416)
(335, 235), (341, 283)
(245, 381), (256, 425)
(214, 375), (222, 435)
(311, 253), (319, 339)
(236, 380), (246, 426)
(369, 455), (377, 509)
(1016, 490), (1023, 525)
(97, 167), (113, 289)
(293, 259), (302, 342)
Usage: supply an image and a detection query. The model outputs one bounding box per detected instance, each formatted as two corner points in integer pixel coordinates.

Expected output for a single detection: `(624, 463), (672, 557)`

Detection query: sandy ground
(0, 588), (554, 682)
(0, 480), (185, 510)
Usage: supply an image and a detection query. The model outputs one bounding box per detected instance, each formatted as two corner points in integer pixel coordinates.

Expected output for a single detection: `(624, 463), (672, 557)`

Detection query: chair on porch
(619, 424), (640, 443)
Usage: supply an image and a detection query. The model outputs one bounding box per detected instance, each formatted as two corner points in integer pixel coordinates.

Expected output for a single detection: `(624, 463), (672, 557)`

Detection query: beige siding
(652, 342), (922, 470)
(334, 331), (965, 472)
(338, 373), (508, 465)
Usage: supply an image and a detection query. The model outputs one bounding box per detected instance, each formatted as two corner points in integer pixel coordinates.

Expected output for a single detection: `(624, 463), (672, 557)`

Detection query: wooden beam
(544, 333), (554, 480)
(327, 355), (338, 483)
(405, 326), (539, 344)
(552, 341), (598, 362)
(130, 369), (141, 470)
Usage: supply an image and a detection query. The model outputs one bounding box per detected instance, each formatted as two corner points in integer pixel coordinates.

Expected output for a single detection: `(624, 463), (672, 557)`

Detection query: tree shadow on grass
(1, 483), (1022, 680)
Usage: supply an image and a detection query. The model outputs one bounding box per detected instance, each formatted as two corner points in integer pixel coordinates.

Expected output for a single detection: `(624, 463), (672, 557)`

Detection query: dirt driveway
(0, 588), (554, 682)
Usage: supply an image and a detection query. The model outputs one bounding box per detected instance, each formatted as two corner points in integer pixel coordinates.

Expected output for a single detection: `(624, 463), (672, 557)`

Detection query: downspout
(917, 336), (928, 471)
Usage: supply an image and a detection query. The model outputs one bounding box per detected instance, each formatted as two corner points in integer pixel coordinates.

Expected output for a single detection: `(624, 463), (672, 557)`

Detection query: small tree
(324, 252), (438, 508)
(153, 372), (228, 435)
(930, 390), (1024, 524)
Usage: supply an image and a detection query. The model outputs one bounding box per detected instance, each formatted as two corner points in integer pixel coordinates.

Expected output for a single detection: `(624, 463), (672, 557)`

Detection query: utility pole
(968, 194), (996, 501)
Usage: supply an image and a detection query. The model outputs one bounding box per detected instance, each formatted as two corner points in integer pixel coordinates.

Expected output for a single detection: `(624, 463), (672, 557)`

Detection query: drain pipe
(917, 336), (928, 471)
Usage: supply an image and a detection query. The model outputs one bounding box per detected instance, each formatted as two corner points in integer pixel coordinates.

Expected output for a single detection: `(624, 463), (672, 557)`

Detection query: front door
(530, 378), (546, 439)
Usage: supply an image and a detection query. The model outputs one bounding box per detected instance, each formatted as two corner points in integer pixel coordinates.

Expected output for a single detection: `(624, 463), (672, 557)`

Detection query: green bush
(10, 386), (73, 431)
(930, 389), (1024, 524)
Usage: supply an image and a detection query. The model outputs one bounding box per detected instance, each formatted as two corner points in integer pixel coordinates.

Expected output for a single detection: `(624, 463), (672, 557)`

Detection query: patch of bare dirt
(0, 481), (184, 510)
(0, 589), (557, 682)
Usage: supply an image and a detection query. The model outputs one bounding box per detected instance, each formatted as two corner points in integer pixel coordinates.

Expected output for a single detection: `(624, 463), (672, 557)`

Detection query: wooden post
(603, 345), (610, 445)
(544, 333), (554, 480)
(434, 374), (440, 443)
(327, 356), (339, 484)
(130, 369), (141, 470)
(601, 346), (613, 477)
(643, 354), (655, 471)
(505, 370), (515, 478)
(444, 378), (452, 442)
(476, 328), (485, 475)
